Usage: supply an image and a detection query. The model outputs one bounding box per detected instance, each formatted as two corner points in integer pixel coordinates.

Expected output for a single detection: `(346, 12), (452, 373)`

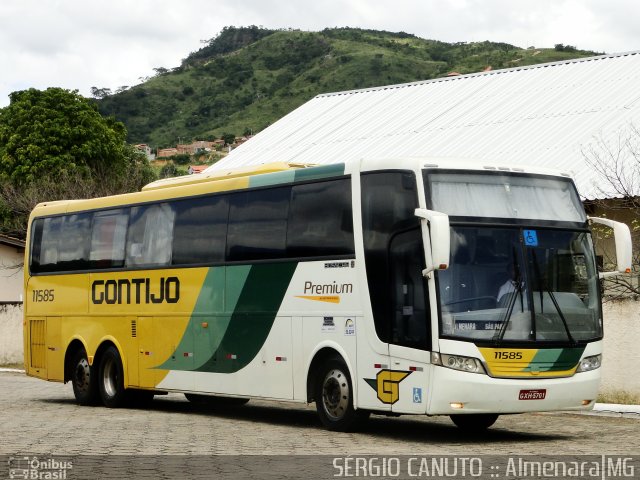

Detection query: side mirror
(415, 208), (450, 274)
(588, 217), (633, 278)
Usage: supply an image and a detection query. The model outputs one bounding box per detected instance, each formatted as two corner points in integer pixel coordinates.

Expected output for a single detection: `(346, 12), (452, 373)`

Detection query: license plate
(519, 389), (546, 400)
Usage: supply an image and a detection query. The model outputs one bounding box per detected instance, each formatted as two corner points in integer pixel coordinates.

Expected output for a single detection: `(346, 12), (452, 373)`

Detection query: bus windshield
(426, 171), (586, 222)
(437, 227), (602, 343)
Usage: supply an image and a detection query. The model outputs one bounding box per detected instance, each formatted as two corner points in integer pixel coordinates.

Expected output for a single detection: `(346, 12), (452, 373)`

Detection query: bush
(171, 154), (191, 165)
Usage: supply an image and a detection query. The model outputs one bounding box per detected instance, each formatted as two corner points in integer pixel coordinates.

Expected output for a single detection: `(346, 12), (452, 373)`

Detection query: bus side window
(30, 214), (92, 273)
(172, 195), (229, 265)
(58, 214), (91, 271)
(390, 228), (428, 348)
(90, 209), (129, 269)
(227, 187), (290, 262)
(29, 218), (45, 273)
(361, 171), (430, 349)
(287, 179), (354, 258)
(126, 203), (175, 268)
(39, 217), (63, 270)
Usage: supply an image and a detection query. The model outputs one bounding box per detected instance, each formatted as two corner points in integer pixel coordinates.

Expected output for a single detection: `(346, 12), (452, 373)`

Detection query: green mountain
(97, 27), (600, 148)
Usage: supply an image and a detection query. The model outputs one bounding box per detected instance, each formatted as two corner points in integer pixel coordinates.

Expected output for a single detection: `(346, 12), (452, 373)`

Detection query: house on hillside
(177, 141), (217, 156)
(0, 235), (25, 303)
(188, 165), (208, 175)
(157, 147), (179, 158)
(207, 51), (640, 291)
(134, 144), (155, 161)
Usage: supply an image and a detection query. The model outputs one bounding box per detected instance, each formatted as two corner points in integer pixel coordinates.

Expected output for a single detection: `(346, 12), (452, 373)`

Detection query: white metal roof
(208, 51), (640, 200)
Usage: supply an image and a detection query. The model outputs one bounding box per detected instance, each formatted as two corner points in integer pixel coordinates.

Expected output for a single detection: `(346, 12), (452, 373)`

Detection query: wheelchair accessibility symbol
(523, 229), (538, 246)
(413, 387), (423, 403)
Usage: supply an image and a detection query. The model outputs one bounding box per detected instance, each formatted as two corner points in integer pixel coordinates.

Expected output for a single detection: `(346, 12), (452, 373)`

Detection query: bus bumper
(426, 365), (600, 415)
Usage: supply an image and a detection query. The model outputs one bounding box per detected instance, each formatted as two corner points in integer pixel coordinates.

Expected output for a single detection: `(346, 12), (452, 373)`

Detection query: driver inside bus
(497, 261), (525, 305)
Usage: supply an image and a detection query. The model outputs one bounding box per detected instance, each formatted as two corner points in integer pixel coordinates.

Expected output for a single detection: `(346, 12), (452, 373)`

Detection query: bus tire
(184, 393), (249, 407)
(98, 346), (127, 408)
(450, 413), (499, 431)
(315, 357), (368, 431)
(70, 348), (99, 406)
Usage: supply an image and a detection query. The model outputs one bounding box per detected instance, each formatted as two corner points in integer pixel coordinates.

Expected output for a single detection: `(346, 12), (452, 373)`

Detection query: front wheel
(450, 413), (499, 431)
(70, 348), (99, 405)
(315, 357), (368, 431)
(98, 346), (127, 408)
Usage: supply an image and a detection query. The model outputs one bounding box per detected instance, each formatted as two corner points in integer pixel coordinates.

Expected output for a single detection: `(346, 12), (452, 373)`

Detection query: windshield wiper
(531, 250), (577, 345)
(493, 251), (524, 345)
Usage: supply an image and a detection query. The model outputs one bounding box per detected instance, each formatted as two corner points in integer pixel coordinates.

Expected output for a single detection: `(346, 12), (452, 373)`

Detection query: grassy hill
(97, 27), (601, 148)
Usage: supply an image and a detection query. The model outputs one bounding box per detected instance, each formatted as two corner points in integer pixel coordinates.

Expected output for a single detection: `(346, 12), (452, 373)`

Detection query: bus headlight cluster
(576, 354), (602, 373)
(431, 352), (486, 374)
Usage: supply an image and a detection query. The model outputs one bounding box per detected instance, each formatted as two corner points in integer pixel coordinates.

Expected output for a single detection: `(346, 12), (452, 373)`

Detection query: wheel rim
(74, 358), (91, 394)
(102, 356), (118, 398)
(322, 368), (349, 420)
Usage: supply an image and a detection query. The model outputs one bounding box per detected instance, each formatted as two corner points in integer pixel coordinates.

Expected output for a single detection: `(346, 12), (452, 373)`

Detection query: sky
(1, 0), (639, 108)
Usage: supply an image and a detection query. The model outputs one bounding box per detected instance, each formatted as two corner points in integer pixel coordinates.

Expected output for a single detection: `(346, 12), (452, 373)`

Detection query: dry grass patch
(597, 389), (640, 405)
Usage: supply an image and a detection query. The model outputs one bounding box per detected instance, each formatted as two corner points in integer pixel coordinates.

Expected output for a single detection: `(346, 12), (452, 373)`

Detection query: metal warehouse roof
(208, 51), (640, 200)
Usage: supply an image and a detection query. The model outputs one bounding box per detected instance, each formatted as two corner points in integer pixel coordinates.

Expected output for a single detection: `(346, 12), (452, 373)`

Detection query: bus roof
(142, 162), (312, 191)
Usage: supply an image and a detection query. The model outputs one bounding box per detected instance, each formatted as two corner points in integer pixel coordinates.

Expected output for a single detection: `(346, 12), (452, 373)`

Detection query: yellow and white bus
(23, 158), (632, 431)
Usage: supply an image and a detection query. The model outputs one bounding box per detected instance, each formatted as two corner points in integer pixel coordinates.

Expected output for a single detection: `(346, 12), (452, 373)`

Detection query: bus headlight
(576, 354), (602, 373)
(431, 352), (486, 374)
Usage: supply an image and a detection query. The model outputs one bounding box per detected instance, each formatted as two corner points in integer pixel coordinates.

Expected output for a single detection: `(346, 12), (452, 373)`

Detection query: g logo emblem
(364, 369), (412, 404)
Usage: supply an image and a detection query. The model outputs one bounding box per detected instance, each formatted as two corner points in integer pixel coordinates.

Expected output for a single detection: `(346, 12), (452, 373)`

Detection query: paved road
(1, 372), (639, 478)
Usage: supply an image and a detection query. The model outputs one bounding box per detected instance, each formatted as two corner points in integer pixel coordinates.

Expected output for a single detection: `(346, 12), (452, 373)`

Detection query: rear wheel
(98, 346), (127, 408)
(315, 357), (369, 431)
(450, 413), (499, 431)
(70, 348), (99, 406)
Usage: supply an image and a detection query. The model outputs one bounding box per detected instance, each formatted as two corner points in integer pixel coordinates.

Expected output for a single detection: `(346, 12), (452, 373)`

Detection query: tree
(0, 88), (156, 239)
(171, 153), (191, 165)
(583, 124), (640, 298)
(221, 133), (236, 146)
(159, 162), (178, 178)
(0, 88), (134, 183)
(90, 86), (112, 99)
(0, 151), (154, 240)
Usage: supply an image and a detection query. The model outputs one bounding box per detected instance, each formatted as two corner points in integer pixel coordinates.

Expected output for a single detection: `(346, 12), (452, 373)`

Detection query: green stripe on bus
(194, 262), (297, 373)
(157, 265), (252, 371)
(248, 163), (346, 189)
(294, 163), (345, 182)
(249, 171), (296, 188)
(523, 347), (585, 372)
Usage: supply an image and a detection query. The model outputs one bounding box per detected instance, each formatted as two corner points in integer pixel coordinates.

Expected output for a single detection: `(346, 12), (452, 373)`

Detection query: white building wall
(0, 243), (24, 302)
(601, 299), (640, 395)
(0, 303), (23, 365)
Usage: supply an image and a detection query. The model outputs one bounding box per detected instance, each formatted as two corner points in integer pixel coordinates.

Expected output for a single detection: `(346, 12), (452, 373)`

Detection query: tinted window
(390, 229), (429, 349)
(126, 203), (175, 268)
(287, 179), (354, 258)
(227, 187), (290, 261)
(173, 195), (229, 265)
(30, 213), (92, 273)
(362, 172), (427, 345)
(90, 209), (129, 269)
(35, 217), (63, 272)
(29, 219), (44, 272)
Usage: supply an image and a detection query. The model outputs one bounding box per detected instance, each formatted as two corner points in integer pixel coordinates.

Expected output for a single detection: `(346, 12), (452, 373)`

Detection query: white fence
(0, 303), (23, 365)
(1, 300), (639, 394)
(600, 299), (640, 395)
